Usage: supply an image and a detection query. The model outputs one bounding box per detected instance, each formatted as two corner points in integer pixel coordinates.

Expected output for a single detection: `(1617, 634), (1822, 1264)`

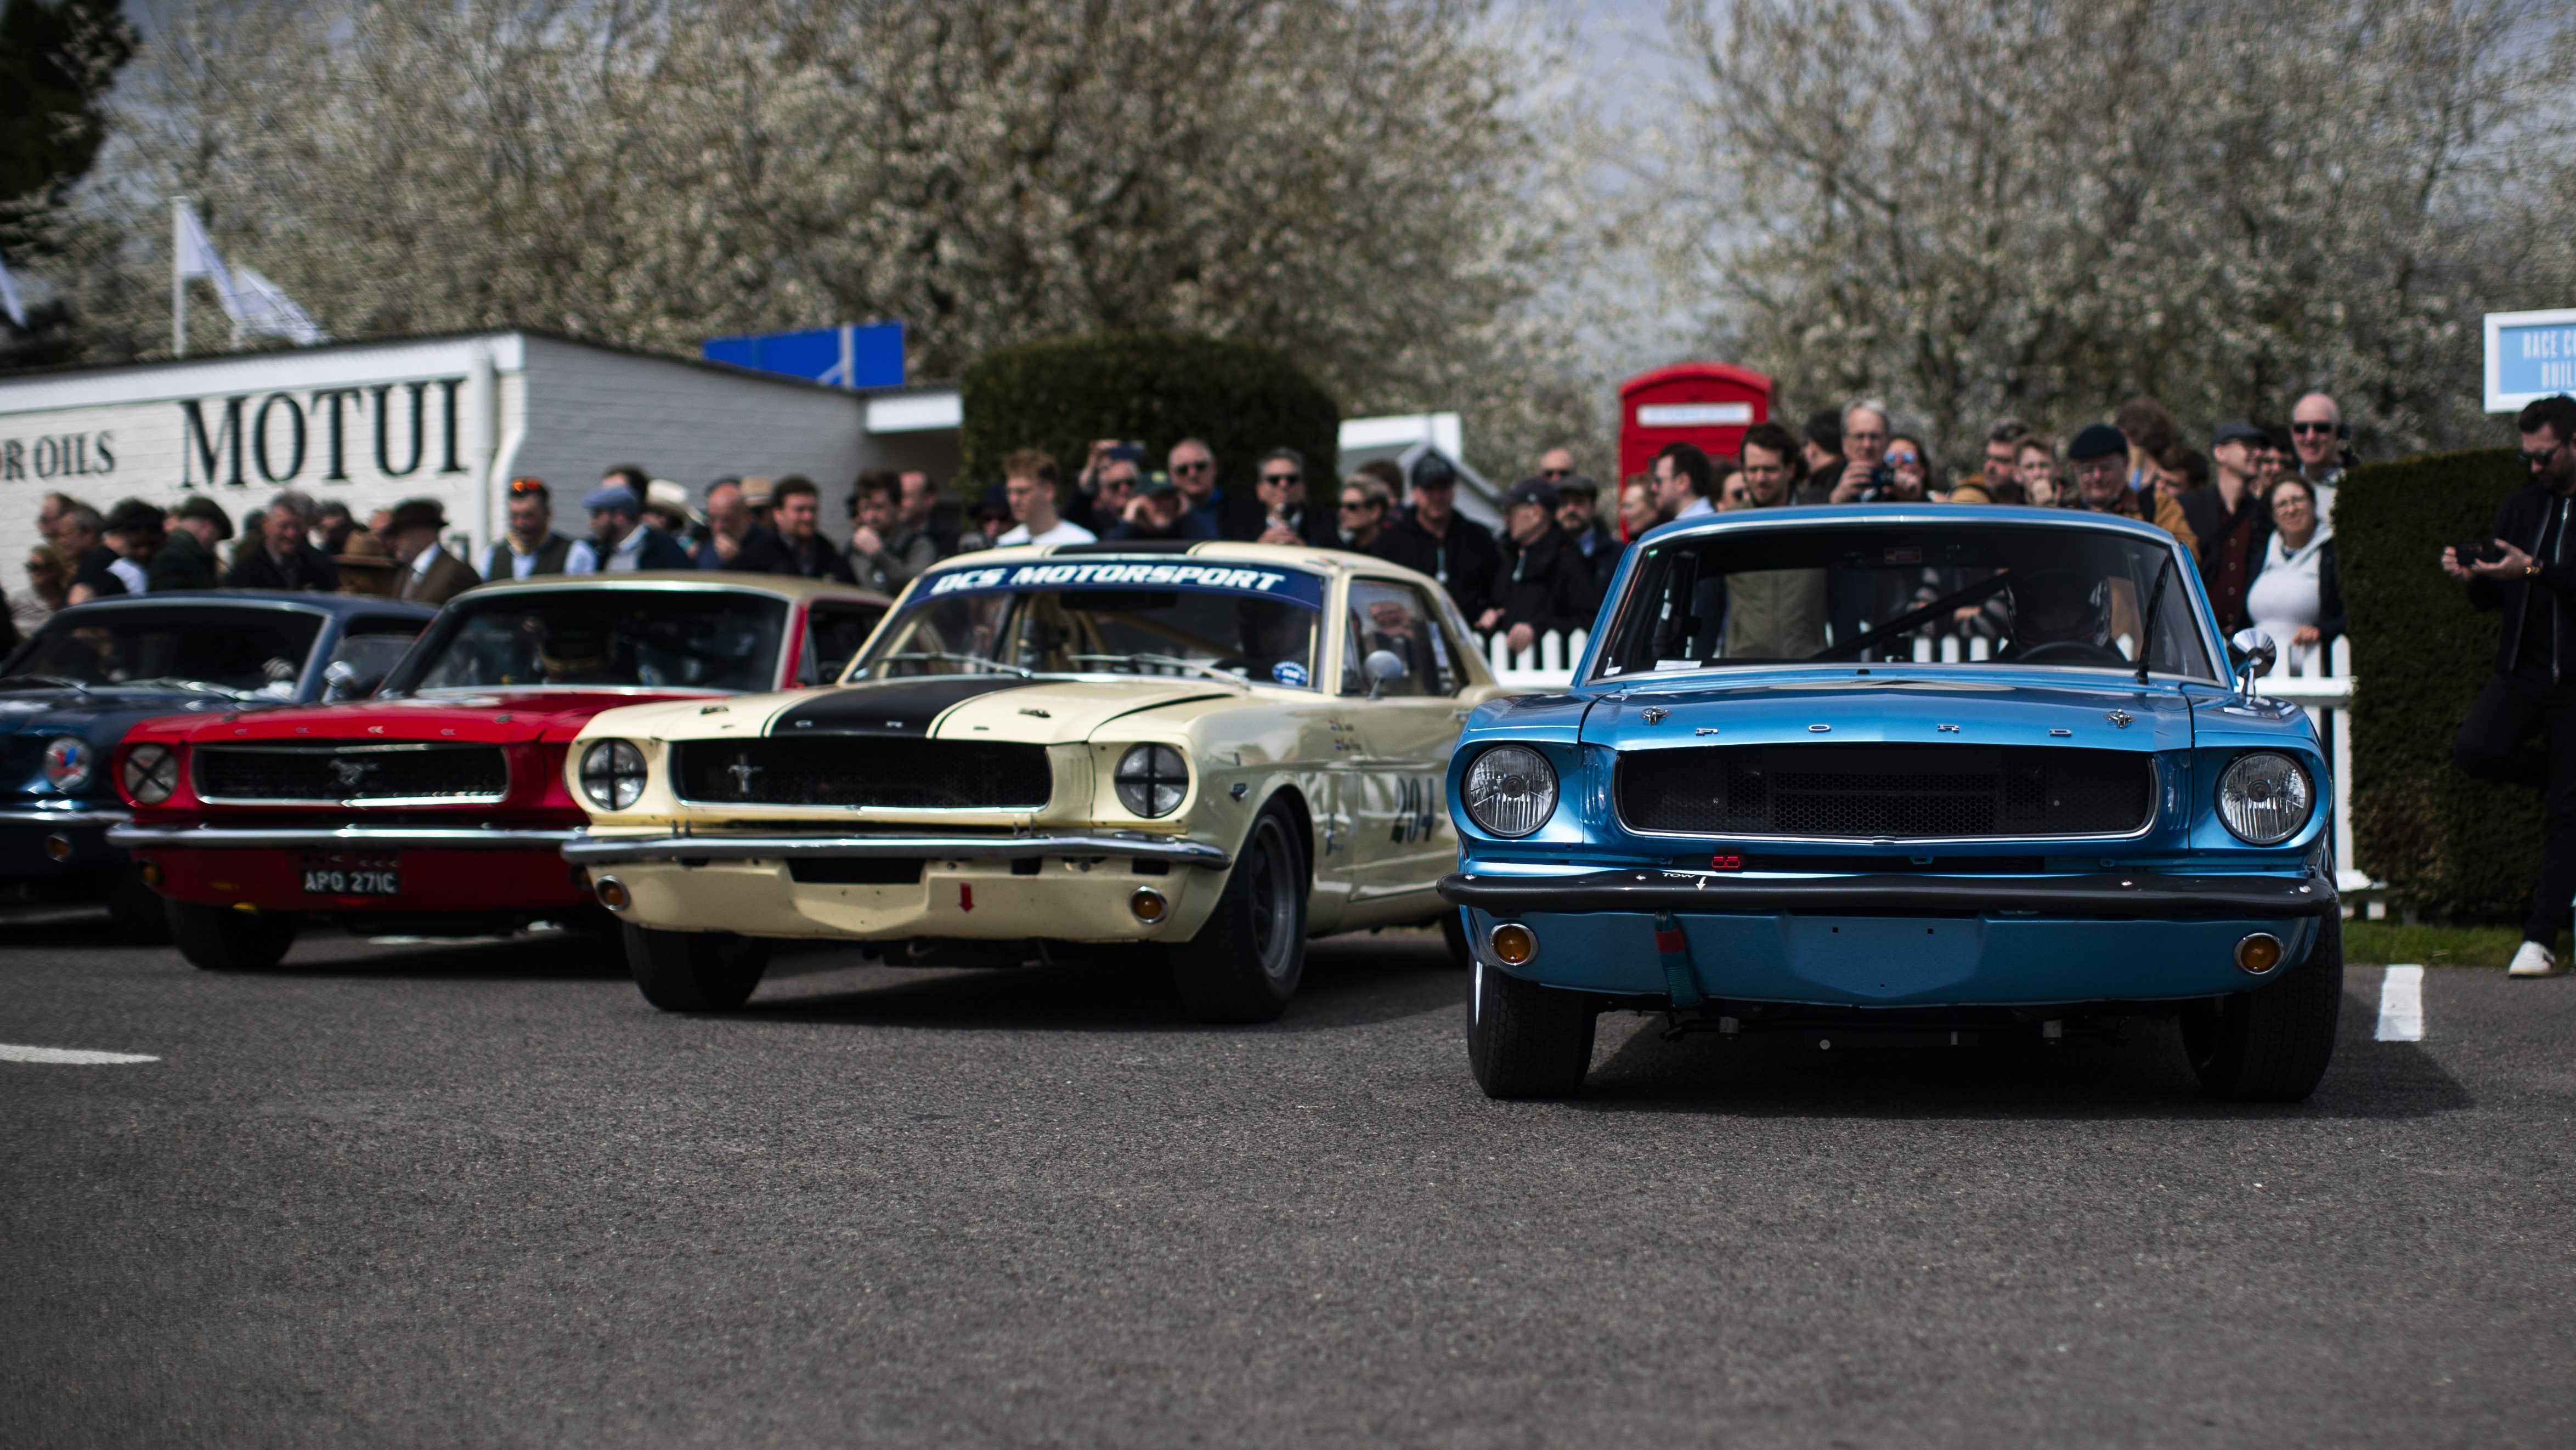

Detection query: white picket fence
(1473, 629), (2372, 899)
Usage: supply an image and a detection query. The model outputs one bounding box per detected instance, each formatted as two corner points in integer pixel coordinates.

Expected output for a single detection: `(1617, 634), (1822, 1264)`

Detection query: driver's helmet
(2007, 568), (2110, 647)
(535, 613), (613, 681)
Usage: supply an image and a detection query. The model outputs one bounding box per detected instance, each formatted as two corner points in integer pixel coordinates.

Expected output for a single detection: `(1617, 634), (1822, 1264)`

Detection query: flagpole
(171, 197), (187, 358)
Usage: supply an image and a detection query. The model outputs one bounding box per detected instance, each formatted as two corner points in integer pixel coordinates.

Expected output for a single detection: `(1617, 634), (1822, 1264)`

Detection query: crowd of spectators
(0, 388), (2395, 673)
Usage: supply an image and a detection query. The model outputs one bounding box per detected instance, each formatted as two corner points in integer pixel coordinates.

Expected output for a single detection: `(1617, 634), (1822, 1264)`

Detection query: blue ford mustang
(0, 591), (436, 938)
(1440, 505), (2338, 1101)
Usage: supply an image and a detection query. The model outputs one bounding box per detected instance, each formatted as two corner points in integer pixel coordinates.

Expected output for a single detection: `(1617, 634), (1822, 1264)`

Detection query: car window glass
(804, 603), (886, 685)
(389, 591), (788, 692)
(856, 568), (1323, 689)
(2, 605), (323, 695)
(1342, 580), (1456, 696)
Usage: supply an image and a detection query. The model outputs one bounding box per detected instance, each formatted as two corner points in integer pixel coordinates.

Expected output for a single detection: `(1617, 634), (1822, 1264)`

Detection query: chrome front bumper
(563, 830), (1232, 870)
(109, 824), (584, 851)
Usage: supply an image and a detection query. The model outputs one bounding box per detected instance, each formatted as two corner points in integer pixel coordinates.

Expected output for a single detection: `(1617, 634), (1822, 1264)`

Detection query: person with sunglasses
(1165, 438), (1225, 541)
(1254, 448), (1336, 546)
(2443, 393), (2576, 977)
(2290, 392), (2348, 522)
(482, 477), (574, 580)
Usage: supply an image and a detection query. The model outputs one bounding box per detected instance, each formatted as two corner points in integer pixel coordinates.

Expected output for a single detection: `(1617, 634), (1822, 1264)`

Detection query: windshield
(1594, 522), (2216, 681)
(854, 559), (1325, 687)
(0, 606), (323, 695)
(387, 589), (788, 693)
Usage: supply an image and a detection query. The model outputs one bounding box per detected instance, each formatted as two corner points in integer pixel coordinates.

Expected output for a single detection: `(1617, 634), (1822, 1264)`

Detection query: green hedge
(959, 332), (1341, 539)
(2342, 447), (2535, 918)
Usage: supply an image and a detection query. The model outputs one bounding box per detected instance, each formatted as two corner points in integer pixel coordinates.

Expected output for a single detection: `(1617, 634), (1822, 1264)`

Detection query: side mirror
(2227, 627), (2276, 698)
(1363, 649), (1409, 699)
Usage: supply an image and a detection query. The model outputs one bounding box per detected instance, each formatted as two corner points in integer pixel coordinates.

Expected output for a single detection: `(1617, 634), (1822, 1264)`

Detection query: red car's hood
(142, 689), (721, 746)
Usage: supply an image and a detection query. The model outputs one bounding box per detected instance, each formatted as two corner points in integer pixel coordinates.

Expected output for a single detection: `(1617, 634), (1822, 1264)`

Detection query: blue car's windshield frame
(1589, 519), (2221, 683)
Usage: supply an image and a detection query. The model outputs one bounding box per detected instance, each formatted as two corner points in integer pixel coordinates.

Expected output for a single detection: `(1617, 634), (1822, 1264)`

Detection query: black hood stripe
(772, 676), (1043, 737)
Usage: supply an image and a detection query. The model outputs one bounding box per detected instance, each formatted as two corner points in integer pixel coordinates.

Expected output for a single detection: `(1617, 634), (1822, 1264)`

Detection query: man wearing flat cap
(567, 483), (694, 573)
(149, 496), (234, 592)
(1483, 477), (1600, 655)
(2062, 423), (2199, 559)
(2177, 421), (2276, 633)
(384, 498), (481, 604)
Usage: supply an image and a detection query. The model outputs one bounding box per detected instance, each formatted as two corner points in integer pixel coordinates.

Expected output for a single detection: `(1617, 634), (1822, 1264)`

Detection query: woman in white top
(2244, 475), (2342, 675)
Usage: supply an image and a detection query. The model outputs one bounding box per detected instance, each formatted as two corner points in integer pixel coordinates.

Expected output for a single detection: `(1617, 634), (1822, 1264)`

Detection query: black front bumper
(1437, 867), (2337, 919)
(0, 809), (131, 879)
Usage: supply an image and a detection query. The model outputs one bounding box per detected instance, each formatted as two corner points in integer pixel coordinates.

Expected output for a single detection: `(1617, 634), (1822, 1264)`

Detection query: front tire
(625, 925), (770, 1012)
(1168, 803), (1307, 1022)
(167, 900), (299, 971)
(2181, 915), (2343, 1101)
(1467, 956), (1598, 1099)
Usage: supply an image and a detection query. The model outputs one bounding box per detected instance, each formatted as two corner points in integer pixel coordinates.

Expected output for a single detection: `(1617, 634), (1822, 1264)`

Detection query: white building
(0, 330), (962, 575)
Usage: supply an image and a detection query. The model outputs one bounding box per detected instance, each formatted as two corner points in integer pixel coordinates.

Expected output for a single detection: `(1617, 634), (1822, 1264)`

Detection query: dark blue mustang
(0, 591), (436, 938)
(1442, 505), (2338, 1102)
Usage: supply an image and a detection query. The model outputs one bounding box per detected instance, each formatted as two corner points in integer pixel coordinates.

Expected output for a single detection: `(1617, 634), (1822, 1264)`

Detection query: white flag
(174, 203), (328, 345)
(0, 252), (25, 330)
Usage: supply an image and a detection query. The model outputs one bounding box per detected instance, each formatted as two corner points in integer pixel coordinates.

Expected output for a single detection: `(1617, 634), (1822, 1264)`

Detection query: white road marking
(0, 1044), (160, 1065)
(2375, 965), (2425, 1042)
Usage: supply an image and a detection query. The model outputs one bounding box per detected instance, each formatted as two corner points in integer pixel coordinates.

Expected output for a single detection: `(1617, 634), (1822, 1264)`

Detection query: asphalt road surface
(5, 915), (2572, 1448)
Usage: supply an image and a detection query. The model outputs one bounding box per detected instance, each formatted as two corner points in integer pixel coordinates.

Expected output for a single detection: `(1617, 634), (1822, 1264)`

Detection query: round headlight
(1464, 744), (1557, 838)
(1115, 744), (1189, 818)
(120, 743), (178, 805)
(2217, 751), (2313, 846)
(42, 736), (94, 794)
(578, 739), (648, 811)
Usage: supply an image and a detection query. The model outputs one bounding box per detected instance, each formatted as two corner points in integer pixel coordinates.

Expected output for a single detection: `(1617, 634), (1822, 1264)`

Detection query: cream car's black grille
(195, 743), (507, 802)
(673, 739), (1052, 809)
(1617, 744), (2151, 839)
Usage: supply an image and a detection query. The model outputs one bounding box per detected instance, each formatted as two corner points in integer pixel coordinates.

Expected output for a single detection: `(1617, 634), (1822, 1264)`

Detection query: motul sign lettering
(178, 378), (470, 489)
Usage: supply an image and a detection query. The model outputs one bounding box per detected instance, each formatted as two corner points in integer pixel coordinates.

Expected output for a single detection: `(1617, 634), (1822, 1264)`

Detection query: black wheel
(1466, 955), (1598, 1099)
(624, 925), (771, 1011)
(101, 868), (172, 944)
(1440, 908), (1473, 969)
(2181, 915), (2343, 1101)
(166, 900), (300, 971)
(1168, 803), (1307, 1022)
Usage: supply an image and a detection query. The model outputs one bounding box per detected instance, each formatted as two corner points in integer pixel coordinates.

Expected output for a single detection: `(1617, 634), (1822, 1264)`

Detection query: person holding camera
(1070, 440), (1146, 537)
(1826, 401), (1894, 502)
(2443, 393), (2576, 977)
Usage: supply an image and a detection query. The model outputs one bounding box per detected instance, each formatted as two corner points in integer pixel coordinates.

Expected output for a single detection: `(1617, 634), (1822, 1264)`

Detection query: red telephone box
(1618, 362), (1775, 483)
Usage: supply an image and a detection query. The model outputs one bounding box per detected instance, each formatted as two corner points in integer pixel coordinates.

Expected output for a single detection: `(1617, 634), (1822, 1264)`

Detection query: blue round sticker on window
(1272, 660), (1309, 687)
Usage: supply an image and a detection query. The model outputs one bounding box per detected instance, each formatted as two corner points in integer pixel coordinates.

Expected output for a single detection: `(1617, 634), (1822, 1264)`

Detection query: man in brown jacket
(385, 499), (482, 605)
(2065, 424), (2199, 561)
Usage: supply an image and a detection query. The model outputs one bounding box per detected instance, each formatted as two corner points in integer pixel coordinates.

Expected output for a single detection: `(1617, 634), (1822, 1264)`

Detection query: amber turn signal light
(41, 835), (73, 862)
(1488, 922), (1536, 967)
(1129, 887), (1168, 923)
(2234, 932), (2284, 975)
(594, 876), (631, 911)
(138, 860), (162, 887)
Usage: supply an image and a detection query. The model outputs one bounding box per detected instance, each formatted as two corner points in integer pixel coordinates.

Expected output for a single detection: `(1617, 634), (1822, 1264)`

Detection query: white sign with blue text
(2485, 308), (2576, 413)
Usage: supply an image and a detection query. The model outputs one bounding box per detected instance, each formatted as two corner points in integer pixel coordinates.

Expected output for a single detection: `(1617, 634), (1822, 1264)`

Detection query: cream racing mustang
(563, 542), (1515, 1020)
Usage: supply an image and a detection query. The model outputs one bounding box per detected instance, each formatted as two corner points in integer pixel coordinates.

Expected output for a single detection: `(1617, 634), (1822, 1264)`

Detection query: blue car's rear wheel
(1467, 956), (1597, 1099)
(2182, 914), (2343, 1101)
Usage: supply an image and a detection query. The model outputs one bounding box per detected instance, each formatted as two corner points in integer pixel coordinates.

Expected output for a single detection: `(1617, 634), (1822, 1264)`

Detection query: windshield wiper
(2134, 554), (2174, 686)
(868, 651), (1033, 678)
(1064, 653), (1248, 687)
(1809, 571), (2014, 663)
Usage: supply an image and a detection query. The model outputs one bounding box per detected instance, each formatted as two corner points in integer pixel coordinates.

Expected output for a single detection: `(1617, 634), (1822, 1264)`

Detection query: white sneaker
(2507, 941), (2563, 978)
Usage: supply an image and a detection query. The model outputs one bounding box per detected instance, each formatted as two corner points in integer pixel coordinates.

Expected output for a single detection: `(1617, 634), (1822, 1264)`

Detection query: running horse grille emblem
(1640, 707), (1670, 725)
(329, 757), (374, 788)
(724, 754), (763, 795)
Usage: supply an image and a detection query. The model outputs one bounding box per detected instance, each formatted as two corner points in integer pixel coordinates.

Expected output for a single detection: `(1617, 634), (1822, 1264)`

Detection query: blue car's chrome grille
(1616, 744), (2153, 840)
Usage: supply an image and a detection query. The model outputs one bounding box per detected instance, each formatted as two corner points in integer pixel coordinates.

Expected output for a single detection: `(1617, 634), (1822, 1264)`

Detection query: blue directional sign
(2486, 308), (2576, 413)
(703, 322), (904, 390)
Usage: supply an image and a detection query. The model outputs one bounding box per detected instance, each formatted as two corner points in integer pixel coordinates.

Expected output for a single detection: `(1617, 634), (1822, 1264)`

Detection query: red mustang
(111, 573), (885, 970)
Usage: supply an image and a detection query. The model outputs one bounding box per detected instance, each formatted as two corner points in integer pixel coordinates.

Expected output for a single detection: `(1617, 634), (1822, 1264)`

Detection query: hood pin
(1640, 706), (1669, 724)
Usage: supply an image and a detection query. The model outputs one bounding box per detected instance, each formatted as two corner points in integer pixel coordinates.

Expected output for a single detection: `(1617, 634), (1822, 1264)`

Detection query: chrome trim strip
(0, 808), (131, 828)
(563, 831), (1231, 869)
(108, 825), (580, 851)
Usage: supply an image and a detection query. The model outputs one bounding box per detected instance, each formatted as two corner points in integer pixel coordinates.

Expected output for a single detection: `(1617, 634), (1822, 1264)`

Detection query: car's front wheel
(1467, 956), (1598, 1099)
(1168, 803), (1307, 1022)
(625, 926), (770, 1012)
(2181, 915), (2343, 1101)
(166, 900), (299, 971)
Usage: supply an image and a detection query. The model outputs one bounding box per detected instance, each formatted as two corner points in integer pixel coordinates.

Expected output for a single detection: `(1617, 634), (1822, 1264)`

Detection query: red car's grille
(194, 743), (509, 804)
